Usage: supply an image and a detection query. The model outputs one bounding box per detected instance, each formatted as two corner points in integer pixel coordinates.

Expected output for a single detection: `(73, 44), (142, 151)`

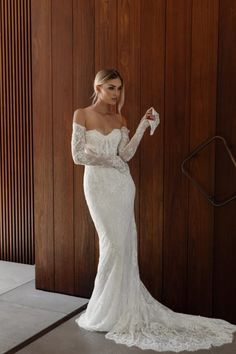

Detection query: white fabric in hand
(147, 107), (160, 135)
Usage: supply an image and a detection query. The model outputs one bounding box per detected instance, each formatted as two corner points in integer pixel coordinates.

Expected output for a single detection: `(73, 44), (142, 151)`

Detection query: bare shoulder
(73, 108), (86, 126)
(118, 114), (128, 128)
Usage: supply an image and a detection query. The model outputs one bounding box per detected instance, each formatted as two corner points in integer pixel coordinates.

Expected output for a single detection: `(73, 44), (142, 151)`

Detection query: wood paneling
(0, 0), (34, 264)
(31, 0), (54, 289)
(52, 0), (74, 295)
(187, 0), (219, 317)
(73, 0), (95, 297)
(164, 0), (192, 312)
(214, 0), (236, 323)
(139, 0), (165, 301)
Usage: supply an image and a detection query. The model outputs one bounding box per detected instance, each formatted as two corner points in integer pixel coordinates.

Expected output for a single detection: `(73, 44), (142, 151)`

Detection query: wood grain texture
(32, 0), (54, 290)
(139, 0), (165, 300)
(52, 0), (74, 294)
(187, 0), (219, 317)
(73, 0), (96, 297)
(0, 0), (34, 264)
(213, 0), (236, 323)
(163, 0), (192, 312)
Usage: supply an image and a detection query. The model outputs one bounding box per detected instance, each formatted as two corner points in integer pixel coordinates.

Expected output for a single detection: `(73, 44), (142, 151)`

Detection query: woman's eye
(108, 87), (122, 90)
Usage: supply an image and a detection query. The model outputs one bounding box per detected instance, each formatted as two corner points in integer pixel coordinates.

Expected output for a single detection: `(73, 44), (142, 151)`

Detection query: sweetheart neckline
(86, 128), (121, 136)
(73, 121), (130, 137)
(73, 121), (130, 136)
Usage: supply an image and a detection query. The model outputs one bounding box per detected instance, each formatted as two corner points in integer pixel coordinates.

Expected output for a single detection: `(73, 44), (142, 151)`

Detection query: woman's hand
(142, 107), (160, 135)
(144, 107), (156, 120)
(113, 156), (130, 174)
(85, 144), (129, 174)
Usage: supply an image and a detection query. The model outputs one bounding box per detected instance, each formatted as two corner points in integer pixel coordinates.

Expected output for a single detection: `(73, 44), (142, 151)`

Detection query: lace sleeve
(118, 117), (150, 162)
(71, 122), (129, 174)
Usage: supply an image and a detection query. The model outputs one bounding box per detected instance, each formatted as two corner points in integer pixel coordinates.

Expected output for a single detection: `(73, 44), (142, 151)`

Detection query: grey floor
(16, 311), (236, 354)
(1, 261), (236, 354)
(0, 261), (87, 354)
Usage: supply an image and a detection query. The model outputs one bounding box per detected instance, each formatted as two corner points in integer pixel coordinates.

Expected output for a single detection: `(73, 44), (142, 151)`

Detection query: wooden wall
(0, 0), (231, 323)
(0, 0), (34, 263)
(214, 0), (236, 323)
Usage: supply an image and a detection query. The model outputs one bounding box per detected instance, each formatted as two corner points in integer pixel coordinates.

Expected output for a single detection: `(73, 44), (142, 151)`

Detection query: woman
(71, 68), (236, 352)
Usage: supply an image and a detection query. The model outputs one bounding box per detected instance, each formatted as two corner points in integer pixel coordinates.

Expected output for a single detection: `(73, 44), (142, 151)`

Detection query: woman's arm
(117, 114), (150, 162)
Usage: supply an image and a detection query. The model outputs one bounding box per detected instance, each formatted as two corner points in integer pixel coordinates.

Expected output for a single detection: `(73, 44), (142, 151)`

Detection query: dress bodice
(85, 129), (122, 156)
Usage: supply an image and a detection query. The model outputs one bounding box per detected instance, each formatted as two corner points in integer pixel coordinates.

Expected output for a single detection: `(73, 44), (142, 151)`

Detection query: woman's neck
(92, 100), (116, 115)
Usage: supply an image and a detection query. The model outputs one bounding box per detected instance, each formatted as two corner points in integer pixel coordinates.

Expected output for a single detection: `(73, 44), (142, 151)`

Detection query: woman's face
(97, 78), (122, 105)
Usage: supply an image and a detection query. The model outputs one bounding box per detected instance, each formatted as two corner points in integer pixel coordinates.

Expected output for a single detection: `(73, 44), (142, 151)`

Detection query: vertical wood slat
(139, 0), (165, 300)
(214, 0), (236, 323)
(0, 0), (6, 258)
(52, 0), (74, 294)
(7, 0), (12, 260)
(163, 0), (192, 312)
(11, 0), (16, 260)
(187, 0), (219, 317)
(21, 0), (25, 262)
(18, 0), (23, 262)
(13, 1), (19, 260)
(0, 0), (3, 257)
(31, 0), (54, 289)
(0, 0), (34, 264)
(73, 0), (96, 297)
(3, 0), (9, 259)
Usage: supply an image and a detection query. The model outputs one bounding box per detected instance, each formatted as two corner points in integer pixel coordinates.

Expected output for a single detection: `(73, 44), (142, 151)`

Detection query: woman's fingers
(146, 112), (156, 120)
(146, 108), (157, 120)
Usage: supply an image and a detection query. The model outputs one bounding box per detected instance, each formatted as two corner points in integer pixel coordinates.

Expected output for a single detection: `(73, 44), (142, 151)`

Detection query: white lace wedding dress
(71, 117), (236, 352)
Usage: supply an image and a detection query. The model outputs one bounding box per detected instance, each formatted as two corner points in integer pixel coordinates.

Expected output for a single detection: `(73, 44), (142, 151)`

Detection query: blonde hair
(90, 68), (125, 114)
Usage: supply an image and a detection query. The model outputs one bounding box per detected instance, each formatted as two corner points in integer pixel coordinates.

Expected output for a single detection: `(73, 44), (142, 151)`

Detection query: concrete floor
(0, 261), (88, 354)
(1, 261), (236, 354)
(17, 311), (236, 354)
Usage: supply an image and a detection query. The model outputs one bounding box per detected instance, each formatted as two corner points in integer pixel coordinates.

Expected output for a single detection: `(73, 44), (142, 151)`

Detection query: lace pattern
(71, 122), (129, 174)
(118, 117), (150, 161)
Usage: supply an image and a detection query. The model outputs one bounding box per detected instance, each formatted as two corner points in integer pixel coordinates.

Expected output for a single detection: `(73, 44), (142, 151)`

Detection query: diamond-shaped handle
(181, 135), (236, 207)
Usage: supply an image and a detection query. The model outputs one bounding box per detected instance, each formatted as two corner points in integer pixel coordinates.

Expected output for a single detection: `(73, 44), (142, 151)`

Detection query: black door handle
(181, 135), (236, 207)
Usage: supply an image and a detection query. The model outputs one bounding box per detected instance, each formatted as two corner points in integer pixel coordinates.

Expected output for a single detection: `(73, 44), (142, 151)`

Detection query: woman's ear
(96, 85), (100, 94)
